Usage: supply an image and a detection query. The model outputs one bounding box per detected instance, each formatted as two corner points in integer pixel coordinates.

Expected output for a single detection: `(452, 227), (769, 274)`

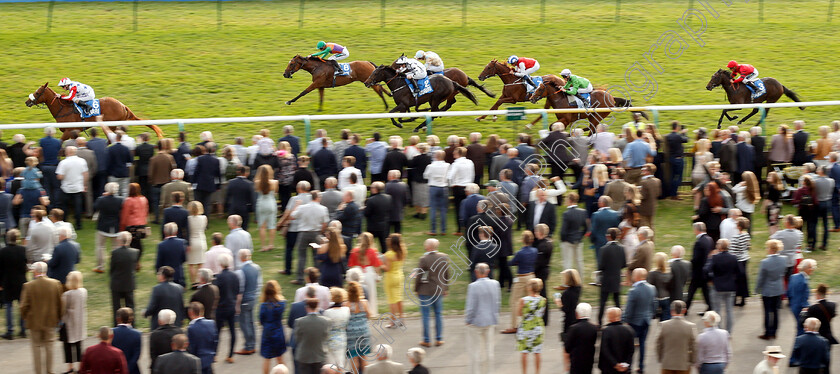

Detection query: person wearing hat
(753, 346), (785, 374)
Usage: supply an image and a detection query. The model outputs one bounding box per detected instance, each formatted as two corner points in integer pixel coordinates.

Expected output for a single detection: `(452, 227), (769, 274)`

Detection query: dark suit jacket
(537, 131), (573, 165)
(719, 141), (737, 172)
(526, 201), (556, 235)
(224, 177), (255, 215)
(599, 242), (626, 293)
(287, 300), (307, 348)
(691, 234), (715, 281)
(155, 237), (187, 287)
(807, 299), (838, 345)
(0, 244), (28, 302)
(149, 324), (184, 369)
(668, 259), (691, 302)
(590, 208), (620, 250)
(502, 158), (525, 185)
(639, 177), (661, 217)
(293, 313), (331, 363)
(598, 321), (636, 373)
(279, 135), (301, 156)
(213, 269), (240, 313)
(415, 251), (451, 297)
(736, 142), (755, 175)
(135, 142), (155, 177)
(385, 180), (409, 222)
(79, 342), (130, 374)
(561, 206), (589, 244)
(313, 148), (338, 179)
(793, 130), (810, 165)
(112, 324), (142, 374)
(466, 142), (486, 177)
(533, 237), (553, 281)
(344, 145), (367, 177)
(152, 350), (201, 374)
(145, 281), (185, 330)
(705, 251), (740, 292)
(190, 284), (220, 320)
(337, 201), (361, 235)
(94, 194), (124, 234)
(791, 332), (830, 369)
(752, 135), (766, 170)
(187, 318), (218, 370)
(194, 154), (220, 192)
(174, 142), (191, 170)
(364, 192), (392, 232)
(382, 149), (408, 178)
(46, 239), (79, 284)
(110, 246), (140, 293)
(565, 319), (599, 374)
(106, 143), (132, 178)
(162, 205), (189, 240)
(0, 192), (15, 230)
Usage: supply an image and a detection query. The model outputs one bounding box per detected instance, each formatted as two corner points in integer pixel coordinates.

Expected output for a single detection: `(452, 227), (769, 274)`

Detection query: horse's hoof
(491, 116), (498, 122)
(731, 116), (739, 120)
(475, 117), (482, 122)
(285, 101), (292, 105)
(525, 124), (533, 130)
(392, 122), (403, 129)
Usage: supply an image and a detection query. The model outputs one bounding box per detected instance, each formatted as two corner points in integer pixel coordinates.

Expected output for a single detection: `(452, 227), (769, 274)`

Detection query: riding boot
(575, 94), (590, 108)
(411, 79), (419, 96)
(331, 60), (341, 72)
(523, 75), (536, 88)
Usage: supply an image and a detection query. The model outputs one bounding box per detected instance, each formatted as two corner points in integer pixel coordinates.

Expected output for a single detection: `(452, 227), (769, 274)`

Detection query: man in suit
(719, 131), (738, 176)
(294, 298), (331, 374)
(464, 263), (500, 374)
(162, 191), (189, 240)
(792, 120), (810, 166)
(770, 214), (804, 282)
(667, 245), (691, 303)
(213, 254), (241, 363)
(149, 309), (184, 370)
(174, 132), (191, 170)
(705, 238), (741, 333)
(343, 134), (367, 177)
(223, 166), (255, 231)
(336, 191), (361, 248)
(664, 122), (688, 199)
(189, 268), (219, 320)
(156, 223), (188, 287)
(464, 132), (486, 185)
(458, 183), (485, 230)
(623, 268), (656, 373)
(416, 238), (452, 347)
(735, 132), (755, 185)
(656, 300), (696, 374)
(20, 261), (64, 374)
(320, 177), (343, 220)
(628, 226), (655, 278)
(537, 122), (573, 178)
(598, 228), (626, 326)
(364, 182), (392, 253)
(278, 125), (301, 156)
(789, 259), (817, 336)
(750, 126), (767, 184)
(153, 334), (201, 374)
(145, 266), (186, 330)
(110, 231), (140, 325)
(112, 307), (142, 374)
(518, 164), (541, 230)
(590, 196), (621, 266)
(564, 303), (598, 374)
(0, 229), (28, 340)
(92, 183), (123, 273)
(527, 188), (557, 235)
(467, 223), (499, 281)
(193, 145), (221, 213)
(599, 307), (636, 374)
(106, 137), (133, 197)
(604, 168), (631, 210)
(79, 327), (130, 373)
(755, 239), (788, 340)
(86, 128), (110, 199)
(790, 317), (831, 373)
(807, 284), (838, 372)
(385, 170), (409, 234)
(287, 287), (314, 374)
(312, 138), (338, 190)
(686, 222), (715, 315)
(638, 164), (661, 228)
(187, 302), (218, 374)
(366, 344), (405, 374)
(160, 169), (193, 218)
(225, 214), (254, 270)
(560, 192), (588, 273)
(46, 227), (80, 284)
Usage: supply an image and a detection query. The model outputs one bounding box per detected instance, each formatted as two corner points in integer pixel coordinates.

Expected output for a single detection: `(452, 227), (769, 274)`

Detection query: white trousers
(328, 49), (349, 60)
(561, 241), (585, 274)
(467, 325), (495, 374)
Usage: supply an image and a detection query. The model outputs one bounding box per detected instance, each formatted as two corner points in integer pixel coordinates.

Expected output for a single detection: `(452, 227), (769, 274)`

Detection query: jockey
(727, 60), (761, 93)
(414, 50), (445, 75)
(57, 78), (96, 111)
(394, 55), (428, 96)
(507, 55), (539, 88)
(559, 69), (594, 107)
(311, 41), (350, 71)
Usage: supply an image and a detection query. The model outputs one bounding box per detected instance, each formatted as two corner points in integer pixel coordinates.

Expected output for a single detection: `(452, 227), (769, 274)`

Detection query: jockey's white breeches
(576, 83), (594, 94)
(426, 64), (444, 73)
(72, 90), (95, 103)
(744, 69), (759, 83)
(515, 61), (540, 77)
(328, 49), (349, 61)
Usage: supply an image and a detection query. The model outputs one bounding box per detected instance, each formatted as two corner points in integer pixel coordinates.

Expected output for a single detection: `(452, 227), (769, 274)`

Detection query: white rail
(3, 100), (839, 130)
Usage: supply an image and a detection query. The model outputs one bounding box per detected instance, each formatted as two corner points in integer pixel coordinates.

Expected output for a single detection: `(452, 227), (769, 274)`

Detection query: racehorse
(283, 55), (392, 111)
(364, 65), (478, 131)
(529, 75), (638, 133)
(24, 83), (164, 141)
(475, 59), (548, 122)
(386, 60), (495, 101)
(706, 68), (803, 128)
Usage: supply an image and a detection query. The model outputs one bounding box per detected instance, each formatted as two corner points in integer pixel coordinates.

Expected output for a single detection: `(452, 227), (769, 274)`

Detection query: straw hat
(762, 346), (786, 359)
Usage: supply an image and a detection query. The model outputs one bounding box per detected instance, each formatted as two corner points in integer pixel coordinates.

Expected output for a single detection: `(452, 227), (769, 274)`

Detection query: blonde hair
(527, 278), (544, 293)
(329, 287), (347, 304)
(608, 148), (623, 163)
(326, 227), (345, 263)
(767, 171), (784, 191)
(652, 252), (669, 273)
(25, 156), (39, 167)
(65, 271), (83, 290)
(357, 232), (375, 267)
(562, 269), (582, 287)
(741, 171), (761, 204)
(187, 201), (204, 216)
(695, 138), (711, 153)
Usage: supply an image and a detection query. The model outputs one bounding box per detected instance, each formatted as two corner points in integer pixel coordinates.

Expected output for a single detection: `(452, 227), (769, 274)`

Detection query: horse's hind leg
(440, 98), (456, 112)
(388, 104), (407, 128)
(476, 96), (516, 121)
(738, 108), (760, 125)
(318, 88), (325, 112)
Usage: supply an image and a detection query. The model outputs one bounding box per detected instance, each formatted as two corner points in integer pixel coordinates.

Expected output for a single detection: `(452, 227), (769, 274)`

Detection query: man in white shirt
(56, 146), (89, 230)
(752, 345), (785, 374)
(293, 267), (331, 310)
(592, 123), (616, 156)
(337, 156), (363, 190)
(290, 191), (329, 284)
(340, 172), (367, 209)
(49, 209), (77, 243)
(447, 147), (475, 235)
(719, 209), (742, 241)
(424, 150), (450, 235)
(204, 232), (233, 275)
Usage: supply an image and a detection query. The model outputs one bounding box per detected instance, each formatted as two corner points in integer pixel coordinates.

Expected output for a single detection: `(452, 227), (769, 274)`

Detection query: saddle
(72, 99), (101, 119)
(405, 77), (434, 97)
(525, 76), (543, 94)
(334, 63), (352, 76)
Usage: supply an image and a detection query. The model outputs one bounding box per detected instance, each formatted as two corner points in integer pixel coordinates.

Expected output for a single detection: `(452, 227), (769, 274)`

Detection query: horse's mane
(542, 74), (566, 87)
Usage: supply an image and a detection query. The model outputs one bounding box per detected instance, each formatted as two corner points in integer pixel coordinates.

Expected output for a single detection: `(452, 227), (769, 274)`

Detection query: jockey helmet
(414, 50), (426, 60)
(316, 41), (326, 50)
(560, 69), (572, 77)
(395, 56), (410, 65)
(58, 77), (72, 87)
(507, 55), (519, 65)
(727, 60), (738, 69)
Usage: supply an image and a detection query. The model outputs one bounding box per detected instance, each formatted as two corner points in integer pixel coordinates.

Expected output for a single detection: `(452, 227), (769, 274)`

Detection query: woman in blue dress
(259, 280), (287, 374)
(345, 281), (373, 373)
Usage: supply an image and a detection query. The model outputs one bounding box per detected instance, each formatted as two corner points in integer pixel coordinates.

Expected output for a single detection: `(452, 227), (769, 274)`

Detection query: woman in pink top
(120, 183), (149, 257)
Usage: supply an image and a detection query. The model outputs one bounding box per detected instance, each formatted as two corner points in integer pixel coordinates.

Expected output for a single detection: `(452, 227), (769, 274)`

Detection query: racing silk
(59, 82), (95, 102)
(563, 74), (591, 95)
(514, 57), (538, 73)
(397, 58), (428, 80)
(311, 42), (345, 59)
(422, 51), (444, 72)
(730, 64), (755, 83)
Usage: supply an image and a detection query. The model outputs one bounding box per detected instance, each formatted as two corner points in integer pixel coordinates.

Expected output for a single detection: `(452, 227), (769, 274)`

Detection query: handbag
(58, 322), (68, 342)
(127, 225), (147, 239)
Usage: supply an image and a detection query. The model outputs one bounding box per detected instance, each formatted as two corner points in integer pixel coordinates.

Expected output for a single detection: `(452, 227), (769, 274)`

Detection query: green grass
(0, 0), (839, 334)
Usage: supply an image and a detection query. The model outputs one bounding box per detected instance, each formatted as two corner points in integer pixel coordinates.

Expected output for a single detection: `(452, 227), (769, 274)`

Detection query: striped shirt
(729, 232), (751, 262)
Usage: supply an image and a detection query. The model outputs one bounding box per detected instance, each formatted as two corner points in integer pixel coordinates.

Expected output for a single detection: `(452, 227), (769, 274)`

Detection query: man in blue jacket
(111, 308), (142, 374)
(590, 196), (621, 266)
(704, 238), (741, 333)
(788, 259), (817, 336)
(755, 239), (788, 340)
(156, 223), (188, 287)
(46, 227), (80, 284)
(287, 287), (315, 374)
(187, 302), (218, 374)
(790, 317), (831, 372)
(622, 268), (656, 373)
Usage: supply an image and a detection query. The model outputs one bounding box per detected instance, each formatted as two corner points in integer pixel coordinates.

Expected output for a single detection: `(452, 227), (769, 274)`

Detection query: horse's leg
(285, 83), (319, 105)
(757, 108), (771, 125)
(528, 101), (551, 127)
(476, 96), (516, 121)
(389, 104), (407, 128)
(372, 85), (390, 109)
(415, 101), (442, 132)
(440, 97), (457, 112)
(317, 88), (325, 112)
(738, 108), (760, 125)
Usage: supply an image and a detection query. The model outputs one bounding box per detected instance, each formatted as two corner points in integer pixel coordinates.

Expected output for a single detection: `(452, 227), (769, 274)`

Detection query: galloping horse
(530, 75), (638, 133)
(475, 59), (548, 122)
(283, 55), (391, 110)
(25, 83), (164, 141)
(387, 60), (495, 101)
(706, 69), (803, 128)
(364, 65), (478, 131)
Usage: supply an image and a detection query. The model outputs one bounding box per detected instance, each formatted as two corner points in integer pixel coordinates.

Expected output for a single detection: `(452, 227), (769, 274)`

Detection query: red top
(79, 342), (130, 374)
(730, 64), (755, 82)
(120, 196), (149, 230)
(517, 57), (537, 69)
(348, 247), (382, 269)
(59, 86), (77, 101)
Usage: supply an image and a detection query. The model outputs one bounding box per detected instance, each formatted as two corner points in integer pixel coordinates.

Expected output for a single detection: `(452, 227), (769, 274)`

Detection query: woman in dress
(383, 233), (406, 325)
(345, 281), (373, 373)
(348, 232), (382, 318)
(316, 227), (346, 288)
(692, 139), (713, 187)
(768, 124), (793, 164)
(647, 252), (673, 321)
(762, 171), (785, 235)
(254, 164), (279, 252)
(619, 187), (640, 262)
(276, 141), (297, 213)
(186, 201), (207, 288)
(259, 280), (287, 374)
(120, 183), (149, 257)
(793, 176), (818, 251)
(553, 269), (581, 339)
(732, 170), (761, 230)
(61, 271), (87, 374)
(517, 278), (546, 374)
(729, 217), (751, 307)
(323, 287), (350, 369)
(698, 183), (725, 242)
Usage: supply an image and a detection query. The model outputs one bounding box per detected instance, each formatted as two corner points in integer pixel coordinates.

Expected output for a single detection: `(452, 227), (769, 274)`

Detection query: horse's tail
(783, 86), (805, 110)
(124, 106), (165, 138)
(612, 97), (648, 120)
(467, 77), (496, 98)
(454, 82), (479, 105)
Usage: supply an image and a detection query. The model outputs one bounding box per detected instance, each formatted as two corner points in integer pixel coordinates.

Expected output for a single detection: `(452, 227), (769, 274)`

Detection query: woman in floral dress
(517, 278), (546, 374)
(323, 287), (350, 369)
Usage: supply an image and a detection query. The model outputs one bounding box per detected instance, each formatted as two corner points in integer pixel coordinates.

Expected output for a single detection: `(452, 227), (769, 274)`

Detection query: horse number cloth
(526, 76), (543, 94)
(73, 99), (101, 118)
(406, 77), (434, 97)
(745, 79), (766, 99)
(335, 63), (352, 76)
